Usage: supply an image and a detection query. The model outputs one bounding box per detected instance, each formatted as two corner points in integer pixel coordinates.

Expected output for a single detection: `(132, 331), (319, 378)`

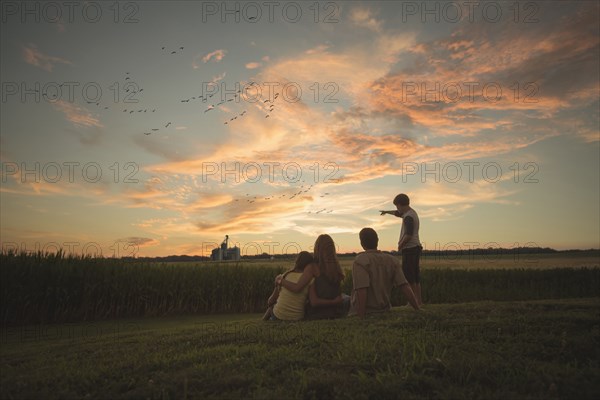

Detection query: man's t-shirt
(351, 250), (409, 313)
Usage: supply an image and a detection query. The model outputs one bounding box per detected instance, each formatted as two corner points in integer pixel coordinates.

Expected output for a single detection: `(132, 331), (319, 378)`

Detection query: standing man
(351, 228), (420, 318)
(380, 193), (423, 307)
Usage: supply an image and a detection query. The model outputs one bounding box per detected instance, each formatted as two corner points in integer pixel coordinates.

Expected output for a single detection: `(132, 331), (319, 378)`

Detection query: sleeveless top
(273, 272), (312, 321)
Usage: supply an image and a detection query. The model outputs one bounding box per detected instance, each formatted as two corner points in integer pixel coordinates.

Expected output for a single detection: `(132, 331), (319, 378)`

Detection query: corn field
(1, 251), (598, 326)
(0, 251), (284, 326)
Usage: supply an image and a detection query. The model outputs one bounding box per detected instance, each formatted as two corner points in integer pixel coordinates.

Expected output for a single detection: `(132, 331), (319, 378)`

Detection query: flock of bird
(39, 47), (280, 135)
(64, 46), (336, 213)
(162, 46), (185, 54)
(134, 48), (282, 134)
(231, 186), (332, 213)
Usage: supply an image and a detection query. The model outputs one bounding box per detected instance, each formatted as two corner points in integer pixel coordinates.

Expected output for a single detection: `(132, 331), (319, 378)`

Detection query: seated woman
(277, 234), (350, 320)
(263, 251), (313, 321)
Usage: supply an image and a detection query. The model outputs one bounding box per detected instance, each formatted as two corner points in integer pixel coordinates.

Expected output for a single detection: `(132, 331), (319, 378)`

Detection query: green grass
(1, 298), (599, 399)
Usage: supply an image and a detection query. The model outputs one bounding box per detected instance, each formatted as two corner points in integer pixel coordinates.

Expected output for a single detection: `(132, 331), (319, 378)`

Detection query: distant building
(211, 235), (240, 261)
(226, 246), (240, 261)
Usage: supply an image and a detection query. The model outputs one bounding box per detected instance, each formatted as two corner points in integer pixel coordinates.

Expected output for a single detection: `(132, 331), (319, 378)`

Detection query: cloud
(194, 195), (308, 235)
(65, 125), (105, 146)
(145, 21), (557, 197)
(305, 44), (331, 55)
(132, 135), (186, 161)
(8, 3), (596, 252)
(349, 7), (382, 33)
(22, 43), (72, 72)
(52, 100), (103, 128)
(202, 49), (227, 63)
(0, 176), (110, 199)
(92, 10), (595, 244)
(189, 194), (233, 210)
(114, 237), (159, 247)
(134, 217), (200, 237)
(245, 62), (262, 69)
(209, 71), (227, 85)
(363, 3), (599, 141)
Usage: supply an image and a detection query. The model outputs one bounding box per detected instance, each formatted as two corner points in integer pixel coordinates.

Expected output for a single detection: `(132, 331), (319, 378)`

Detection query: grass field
(1, 298), (599, 399)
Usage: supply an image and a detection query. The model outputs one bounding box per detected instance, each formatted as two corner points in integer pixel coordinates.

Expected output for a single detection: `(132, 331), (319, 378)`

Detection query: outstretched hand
(379, 210), (387, 216)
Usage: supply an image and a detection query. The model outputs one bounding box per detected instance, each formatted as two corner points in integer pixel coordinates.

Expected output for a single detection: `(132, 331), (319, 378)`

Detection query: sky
(1, 1), (599, 257)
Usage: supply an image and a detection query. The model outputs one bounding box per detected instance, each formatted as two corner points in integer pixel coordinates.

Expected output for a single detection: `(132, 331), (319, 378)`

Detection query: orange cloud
(362, 4), (599, 141)
(22, 43), (72, 72)
(52, 100), (103, 128)
(114, 237), (159, 248)
(245, 62), (261, 69)
(10, 3), (596, 249)
(202, 49), (227, 63)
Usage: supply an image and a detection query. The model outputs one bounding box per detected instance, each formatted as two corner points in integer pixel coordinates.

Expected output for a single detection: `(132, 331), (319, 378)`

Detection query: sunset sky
(1, 1), (599, 257)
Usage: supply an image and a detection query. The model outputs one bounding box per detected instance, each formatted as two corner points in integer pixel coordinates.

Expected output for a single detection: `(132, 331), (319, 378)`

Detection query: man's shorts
(401, 245), (422, 284)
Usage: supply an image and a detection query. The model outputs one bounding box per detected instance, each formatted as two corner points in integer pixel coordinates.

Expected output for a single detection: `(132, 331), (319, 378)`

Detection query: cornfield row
(0, 251), (284, 326)
(1, 251), (599, 326)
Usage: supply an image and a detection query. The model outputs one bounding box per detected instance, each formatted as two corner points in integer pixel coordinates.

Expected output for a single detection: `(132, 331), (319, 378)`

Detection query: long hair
(281, 251), (313, 281)
(294, 251), (313, 272)
(313, 234), (344, 283)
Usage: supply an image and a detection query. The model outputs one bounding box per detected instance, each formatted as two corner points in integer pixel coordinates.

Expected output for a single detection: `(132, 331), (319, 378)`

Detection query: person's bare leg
(400, 284), (420, 310)
(403, 283), (418, 307)
(414, 283), (422, 306)
(409, 283), (419, 306)
(262, 305), (273, 321)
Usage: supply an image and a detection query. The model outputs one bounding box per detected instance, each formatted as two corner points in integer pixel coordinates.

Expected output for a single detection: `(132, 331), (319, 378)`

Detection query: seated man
(351, 228), (420, 318)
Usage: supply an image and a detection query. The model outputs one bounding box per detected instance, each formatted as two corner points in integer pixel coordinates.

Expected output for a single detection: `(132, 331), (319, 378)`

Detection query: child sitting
(262, 251), (314, 321)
